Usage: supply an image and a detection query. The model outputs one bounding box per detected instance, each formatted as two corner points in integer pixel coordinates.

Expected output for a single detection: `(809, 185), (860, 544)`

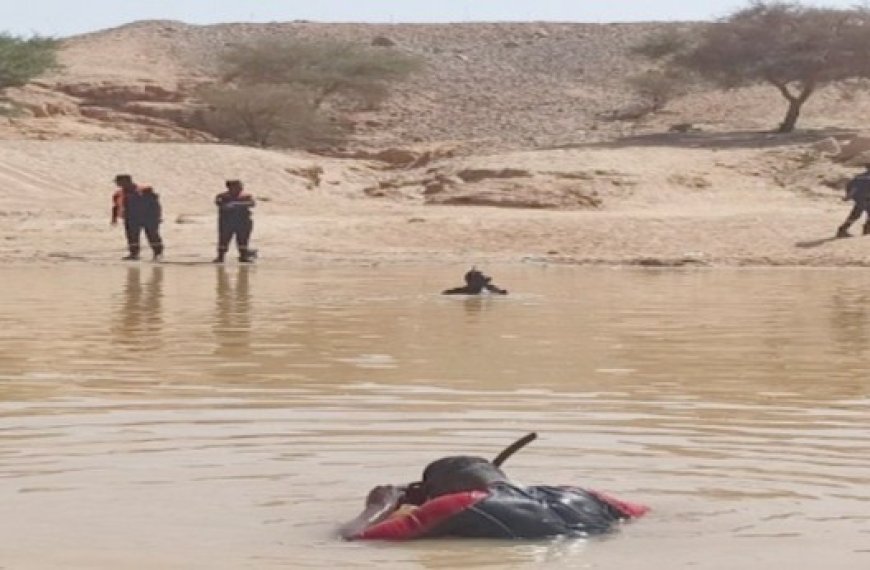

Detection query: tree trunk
(778, 98), (803, 133)
(771, 79), (816, 134)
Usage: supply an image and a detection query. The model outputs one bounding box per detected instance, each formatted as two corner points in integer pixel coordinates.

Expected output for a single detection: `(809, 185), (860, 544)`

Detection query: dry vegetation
(635, 3), (870, 133)
(4, 16), (870, 149)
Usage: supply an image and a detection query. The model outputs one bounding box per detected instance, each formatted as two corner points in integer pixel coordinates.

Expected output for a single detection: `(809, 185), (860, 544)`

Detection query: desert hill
(4, 20), (870, 148)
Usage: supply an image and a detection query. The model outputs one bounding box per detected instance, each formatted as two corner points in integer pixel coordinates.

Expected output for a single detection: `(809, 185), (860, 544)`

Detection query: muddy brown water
(1, 264), (868, 569)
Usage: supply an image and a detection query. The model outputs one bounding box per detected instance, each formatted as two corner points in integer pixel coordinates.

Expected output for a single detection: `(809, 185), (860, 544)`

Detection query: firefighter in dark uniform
(111, 174), (164, 261)
(214, 179), (256, 263)
(837, 164), (870, 238)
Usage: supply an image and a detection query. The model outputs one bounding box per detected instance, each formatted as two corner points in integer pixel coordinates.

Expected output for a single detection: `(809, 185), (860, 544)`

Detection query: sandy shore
(1, 139), (867, 268)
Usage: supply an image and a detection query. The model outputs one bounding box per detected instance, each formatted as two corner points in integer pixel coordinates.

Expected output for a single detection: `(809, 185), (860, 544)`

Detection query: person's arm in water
(338, 485), (406, 540)
(484, 283), (508, 295)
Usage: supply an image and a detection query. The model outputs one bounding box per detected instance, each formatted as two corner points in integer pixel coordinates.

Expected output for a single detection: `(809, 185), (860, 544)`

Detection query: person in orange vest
(111, 174), (164, 261)
(213, 179), (256, 263)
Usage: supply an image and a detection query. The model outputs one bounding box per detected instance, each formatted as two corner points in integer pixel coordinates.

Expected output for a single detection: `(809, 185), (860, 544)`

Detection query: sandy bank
(1, 138), (867, 268)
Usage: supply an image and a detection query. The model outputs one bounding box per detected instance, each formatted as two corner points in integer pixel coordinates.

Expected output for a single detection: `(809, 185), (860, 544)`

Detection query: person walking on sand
(836, 164), (870, 238)
(111, 174), (164, 261)
(214, 179), (256, 263)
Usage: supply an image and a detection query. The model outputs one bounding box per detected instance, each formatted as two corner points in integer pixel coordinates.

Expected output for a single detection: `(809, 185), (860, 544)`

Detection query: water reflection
(830, 286), (869, 357)
(113, 265), (164, 352)
(214, 266), (252, 358)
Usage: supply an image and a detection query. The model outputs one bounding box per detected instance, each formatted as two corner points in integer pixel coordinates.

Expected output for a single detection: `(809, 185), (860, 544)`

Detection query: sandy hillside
(4, 20), (870, 148)
(2, 20), (870, 268)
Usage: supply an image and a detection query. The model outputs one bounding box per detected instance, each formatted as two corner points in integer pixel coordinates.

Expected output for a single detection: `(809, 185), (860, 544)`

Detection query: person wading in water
(442, 268), (508, 295)
(339, 434), (648, 540)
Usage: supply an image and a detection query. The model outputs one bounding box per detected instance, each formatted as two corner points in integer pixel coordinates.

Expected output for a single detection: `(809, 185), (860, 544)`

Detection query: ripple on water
(0, 265), (869, 569)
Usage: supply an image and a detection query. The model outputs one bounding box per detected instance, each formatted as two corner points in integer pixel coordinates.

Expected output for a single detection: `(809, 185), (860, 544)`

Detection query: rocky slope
(4, 20), (870, 149)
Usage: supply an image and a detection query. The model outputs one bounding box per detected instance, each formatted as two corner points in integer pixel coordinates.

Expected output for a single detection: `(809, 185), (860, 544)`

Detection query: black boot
(836, 225), (852, 238)
(238, 248), (255, 263)
(863, 223), (870, 236)
(122, 246), (140, 261)
(212, 252), (226, 263)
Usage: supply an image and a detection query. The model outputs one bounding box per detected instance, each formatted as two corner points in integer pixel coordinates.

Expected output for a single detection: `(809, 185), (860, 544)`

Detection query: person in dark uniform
(111, 174), (164, 261)
(214, 180), (256, 263)
(341, 455), (648, 540)
(442, 267), (508, 295)
(836, 164), (870, 238)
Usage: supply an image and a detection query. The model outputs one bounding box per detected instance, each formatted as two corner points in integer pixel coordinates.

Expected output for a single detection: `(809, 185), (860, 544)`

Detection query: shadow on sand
(561, 128), (856, 151)
(795, 236), (843, 249)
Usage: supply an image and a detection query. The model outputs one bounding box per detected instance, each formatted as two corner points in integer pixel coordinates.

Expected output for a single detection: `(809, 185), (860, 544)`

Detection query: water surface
(1, 264), (868, 569)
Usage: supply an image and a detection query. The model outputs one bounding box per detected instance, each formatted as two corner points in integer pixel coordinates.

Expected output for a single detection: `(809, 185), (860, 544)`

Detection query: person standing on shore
(836, 164), (870, 238)
(214, 179), (256, 263)
(111, 174), (164, 261)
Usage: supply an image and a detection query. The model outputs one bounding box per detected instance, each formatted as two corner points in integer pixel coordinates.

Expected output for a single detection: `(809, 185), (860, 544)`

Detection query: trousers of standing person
(837, 166), (870, 238)
(214, 179), (256, 263)
(111, 174), (164, 261)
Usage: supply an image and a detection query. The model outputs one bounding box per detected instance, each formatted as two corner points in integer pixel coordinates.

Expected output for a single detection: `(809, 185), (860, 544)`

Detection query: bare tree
(634, 2), (870, 133)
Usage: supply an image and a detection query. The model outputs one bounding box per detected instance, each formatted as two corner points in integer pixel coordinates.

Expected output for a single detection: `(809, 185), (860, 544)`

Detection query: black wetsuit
(349, 455), (648, 541)
(443, 269), (507, 295)
(353, 482), (647, 540)
(113, 186), (163, 258)
(215, 191), (255, 260)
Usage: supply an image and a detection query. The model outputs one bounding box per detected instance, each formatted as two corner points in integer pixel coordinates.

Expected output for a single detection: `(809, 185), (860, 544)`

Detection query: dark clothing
(846, 172), (870, 204)
(215, 191), (255, 257)
(443, 284), (508, 295)
(125, 220), (163, 258)
(443, 269), (508, 295)
(112, 185), (163, 257)
(838, 172), (870, 236)
(218, 218), (253, 253)
(112, 186), (161, 224)
(354, 483), (648, 540)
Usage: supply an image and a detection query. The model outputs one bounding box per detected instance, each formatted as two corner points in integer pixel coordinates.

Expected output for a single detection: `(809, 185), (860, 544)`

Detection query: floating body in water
(442, 268), (508, 295)
(341, 442), (648, 540)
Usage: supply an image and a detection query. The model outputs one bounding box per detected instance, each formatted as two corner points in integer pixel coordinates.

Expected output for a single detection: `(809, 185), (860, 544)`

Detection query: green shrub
(0, 34), (59, 90)
(196, 84), (348, 148)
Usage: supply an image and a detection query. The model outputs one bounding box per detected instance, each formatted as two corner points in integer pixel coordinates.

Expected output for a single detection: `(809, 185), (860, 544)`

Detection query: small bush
(627, 69), (692, 113)
(0, 33), (59, 90)
(631, 28), (694, 61)
(220, 38), (424, 110)
(196, 85), (348, 148)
